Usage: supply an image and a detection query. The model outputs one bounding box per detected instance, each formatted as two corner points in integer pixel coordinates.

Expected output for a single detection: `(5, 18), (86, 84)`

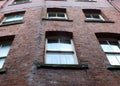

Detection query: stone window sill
(36, 63), (88, 70)
(0, 68), (7, 74)
(42, 18), (73, 22)
(0, 20), (24, 27)
(106, 64), (120, 70)
(85, 20), (115, 23)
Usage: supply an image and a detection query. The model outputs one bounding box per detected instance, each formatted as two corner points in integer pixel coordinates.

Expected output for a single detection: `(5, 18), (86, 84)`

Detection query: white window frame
(45, 36), (78, 65)
(85, 13), (105, 21)
(100, 39), (120, 65)
(47, 12), (67, 19)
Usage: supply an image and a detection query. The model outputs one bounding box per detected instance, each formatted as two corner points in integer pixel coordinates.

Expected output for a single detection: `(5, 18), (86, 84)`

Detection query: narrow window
(0, 36), (14, 69)
(47, 8), (67, 19)
(45, 32), (78, 64)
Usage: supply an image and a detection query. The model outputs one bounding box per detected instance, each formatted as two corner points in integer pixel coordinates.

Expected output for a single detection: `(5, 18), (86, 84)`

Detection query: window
(47, 8), (67, 19)
(13, 0), (30, 4)
(45, 31), (78, 64)
(96, 33), (120, 66)
(0, 36), (14, 69)
(83, 9), (105, 21)
(1, 12), (24, 25)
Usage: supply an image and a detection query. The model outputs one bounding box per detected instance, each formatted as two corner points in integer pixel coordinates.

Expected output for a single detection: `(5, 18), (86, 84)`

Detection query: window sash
(106, 54), (120, 65)
(100, 40), (120, 53)
(85, 14), (104, 21)
(46, 38), (73, 51)
(3, 14), (23, 23)
(46, 52), (77, 64)
(47, 12), (67, 19)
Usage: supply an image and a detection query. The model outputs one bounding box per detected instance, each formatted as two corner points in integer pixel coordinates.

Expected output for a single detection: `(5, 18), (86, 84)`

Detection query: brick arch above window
(95, 32), (120, 39)
(46, 31), (73, 38)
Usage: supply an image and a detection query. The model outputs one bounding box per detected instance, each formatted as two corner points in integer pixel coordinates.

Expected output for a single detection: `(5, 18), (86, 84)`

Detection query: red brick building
(0, 0), (120, 86)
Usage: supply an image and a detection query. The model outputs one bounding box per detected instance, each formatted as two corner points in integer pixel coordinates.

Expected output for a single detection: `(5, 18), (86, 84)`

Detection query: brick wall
(0, 0), (119, 86)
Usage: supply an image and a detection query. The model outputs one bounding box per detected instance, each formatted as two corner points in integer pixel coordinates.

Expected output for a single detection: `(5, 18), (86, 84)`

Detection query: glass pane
(60, 44), (73, 51)
(0, 58), (5, 69)
(57, 13), (65, 17)
(60, 39), (73, 51)
(46, 53), (75, 64)
(115, 54), (120, 64)
(60, 54), (75, 64)
(106, 54), (120, 65)
(5, 16), (16, 22)
(48, 13), (56, 17)
(47, 39), (59, 51)
(85, 14), (91, 18)
(60, 39), (71, 44)
(101, 44), (113, 52)
(109, 41), (120, 52)
(46, 53), (60, 64)
(14, 14), (23, 20)
(48, 39), (58, 43)
(0, 43), (11, 57)
(92, 14), (100, 19)
(5, 14), (23, 22)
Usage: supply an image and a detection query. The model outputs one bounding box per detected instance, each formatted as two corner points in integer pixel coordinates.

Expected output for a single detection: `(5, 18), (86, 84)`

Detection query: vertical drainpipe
(107, 0), (120, 13)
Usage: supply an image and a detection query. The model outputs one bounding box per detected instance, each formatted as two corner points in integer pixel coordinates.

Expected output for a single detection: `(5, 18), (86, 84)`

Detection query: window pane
(106, 54), (120, 65)
(0, 58), (5, 69)
(0, 44), (11, 57)
(5, 16), (16, 22)
(5, 14), (23, 22)
(57, 13), (65, 17)
(46, 53), (61, 64)
(60, 39), (71, 44)
(92, 14), (100, 19)
(46, 53), (75, 64)
(109, 41), (120, 52)
(60, 54), (75, 64)
(114, 54), (120, 64)
(48, 13), (56, 17)
(85, 14), (91, 18)
(101, 44), (113, 52)
(47, 39), (59, 50)
(60, 39), (73, 51)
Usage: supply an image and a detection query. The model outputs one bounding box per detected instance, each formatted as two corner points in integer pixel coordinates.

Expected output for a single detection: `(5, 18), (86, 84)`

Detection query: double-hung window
(45, 33), (78, 64)
(0, 39), (13, 69)
(1, 13), (24, 25)
(99, 39), (120, 65)
(47, 8), (67, 19)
